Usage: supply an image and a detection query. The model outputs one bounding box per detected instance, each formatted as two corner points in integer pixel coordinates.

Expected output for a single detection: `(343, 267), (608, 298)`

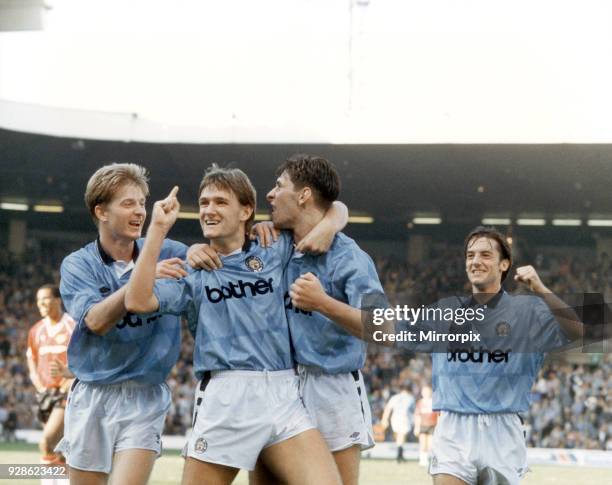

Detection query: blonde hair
(85, 163), (149, 224)
(199, 165), (256, 234)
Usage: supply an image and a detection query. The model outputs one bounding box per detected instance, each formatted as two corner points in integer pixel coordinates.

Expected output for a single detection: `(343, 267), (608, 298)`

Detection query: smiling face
(199, 184), (252, 243)
(36, 288), (62, 320)
(95, 183), (147, 242)
(465, 236), (510, 293)
(266, 171), (302, 229)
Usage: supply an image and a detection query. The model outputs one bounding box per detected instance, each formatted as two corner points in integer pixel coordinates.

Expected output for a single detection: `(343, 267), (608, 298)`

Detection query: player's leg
(108, 382), (170, 484)
(425, 432), (434, 463)
(394, 430), (407, 462)
(429, 412), (477, 485)
(260, 429), (341, 485)
(432, 474), (470, 485)
(331, 445), (360, 485)
(297, 369), (374, 483)
(40, 406), (69, 485)
(418, 432), (428, 466)
(181, 457), (239, 485)
(67, 468), (108, 485)
(249, 462), (284, 485)
(56, 382), (115, 482)
(249, 444), (360, 485)
(40, 407), (65, 459)
(185, 372), (272, 485)
(107, 449), (157, 485)
(249, 436), (360, 485)
(477, 414), (527, 485)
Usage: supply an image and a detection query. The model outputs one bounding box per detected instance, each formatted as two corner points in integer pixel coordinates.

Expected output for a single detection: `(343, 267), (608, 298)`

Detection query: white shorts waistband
(206, 369), (297, 379)
(79, 379), (157, 389)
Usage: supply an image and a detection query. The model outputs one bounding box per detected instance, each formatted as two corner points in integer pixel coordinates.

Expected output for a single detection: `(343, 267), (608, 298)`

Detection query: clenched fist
(514, 265), (549, 293)
(290, 272), (328, 312)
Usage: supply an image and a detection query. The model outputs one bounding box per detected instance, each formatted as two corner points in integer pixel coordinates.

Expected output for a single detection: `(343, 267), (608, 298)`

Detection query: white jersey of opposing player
(386, 391), (415, 434)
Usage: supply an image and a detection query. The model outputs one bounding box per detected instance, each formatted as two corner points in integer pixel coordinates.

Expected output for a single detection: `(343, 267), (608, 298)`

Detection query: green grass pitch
(1, 443), (611, 484)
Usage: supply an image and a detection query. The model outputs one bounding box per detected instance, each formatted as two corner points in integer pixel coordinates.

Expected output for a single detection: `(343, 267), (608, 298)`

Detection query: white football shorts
(298, 365), (375, 452)
(390, 416), (411, 435)
(184, 369), (315, 471)
(430, 411), (529, 485)
(56, 379), (171, 473)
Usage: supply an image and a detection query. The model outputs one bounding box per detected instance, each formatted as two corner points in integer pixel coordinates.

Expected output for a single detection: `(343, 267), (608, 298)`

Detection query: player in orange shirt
(26, 284), (75, 470)
(414, 385), (439, 467)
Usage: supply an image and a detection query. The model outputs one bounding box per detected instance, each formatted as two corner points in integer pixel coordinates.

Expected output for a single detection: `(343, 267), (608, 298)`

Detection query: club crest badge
(496, 321), (511, 337)
(194, 437), (207, 454)
(245, 256), (264, 272)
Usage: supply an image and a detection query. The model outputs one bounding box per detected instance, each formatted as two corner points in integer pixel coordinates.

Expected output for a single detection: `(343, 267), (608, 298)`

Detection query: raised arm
(295, 201), (349, 254)
(514, 265), (583, 341)
(125, 187), (181, 314)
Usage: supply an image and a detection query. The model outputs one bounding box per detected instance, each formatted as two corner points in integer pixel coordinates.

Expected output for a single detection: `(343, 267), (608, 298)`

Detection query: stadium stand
(0, 239), (610, 451)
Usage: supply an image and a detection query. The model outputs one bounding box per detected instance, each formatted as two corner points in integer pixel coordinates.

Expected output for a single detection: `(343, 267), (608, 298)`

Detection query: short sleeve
(529, 297), (572, 352)
(162, 239), (189, 260)
(26, 327), (36, 362)
(270, 231), (295, 266)
(60, 255), (104, 331)
(331, 248), (385, 309)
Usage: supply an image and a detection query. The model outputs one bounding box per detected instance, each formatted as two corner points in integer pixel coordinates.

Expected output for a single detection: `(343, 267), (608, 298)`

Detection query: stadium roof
(1, 128), (612, 241)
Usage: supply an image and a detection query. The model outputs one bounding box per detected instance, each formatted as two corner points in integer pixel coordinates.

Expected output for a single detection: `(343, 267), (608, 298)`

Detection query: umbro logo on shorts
(204, 278), (274, 303)
(194, 437), (208, 454)
(350, 432), (360, 440)
(99, 286), (111, 295)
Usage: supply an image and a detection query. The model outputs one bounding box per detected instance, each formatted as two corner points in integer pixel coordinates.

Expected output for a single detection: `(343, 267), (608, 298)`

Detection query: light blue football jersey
(285, 233), (385, 374)
(430, 291), (571, 414)
(153, 233), (294, 378)
(60, 238), (187, 384)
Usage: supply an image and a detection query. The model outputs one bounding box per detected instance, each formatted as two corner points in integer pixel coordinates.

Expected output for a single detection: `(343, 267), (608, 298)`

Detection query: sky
(0, 0), (611, 143)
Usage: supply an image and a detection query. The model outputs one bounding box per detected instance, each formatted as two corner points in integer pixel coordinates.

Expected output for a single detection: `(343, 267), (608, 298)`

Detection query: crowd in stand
(0, 240), (610, 451)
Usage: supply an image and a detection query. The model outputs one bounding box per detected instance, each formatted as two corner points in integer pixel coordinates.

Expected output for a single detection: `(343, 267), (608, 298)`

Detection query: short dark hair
(37, 284), (60, 298)
(464, 226), (512, 282)
(276, 153), (340, 209)
(199, 164), (256, 234)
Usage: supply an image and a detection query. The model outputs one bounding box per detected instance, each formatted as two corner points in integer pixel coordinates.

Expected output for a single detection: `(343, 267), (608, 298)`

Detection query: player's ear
(94, 204), (108, 223)
(298, 187), (312, 206)
(239, 204), (254, 223)
(500, 258), (510, 272)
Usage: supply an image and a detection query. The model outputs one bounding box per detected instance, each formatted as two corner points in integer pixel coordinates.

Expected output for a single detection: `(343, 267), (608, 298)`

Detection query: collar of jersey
(464, 288), (505, 309)
(96, 237), (140, 265)
(219, 247), (243, 259)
